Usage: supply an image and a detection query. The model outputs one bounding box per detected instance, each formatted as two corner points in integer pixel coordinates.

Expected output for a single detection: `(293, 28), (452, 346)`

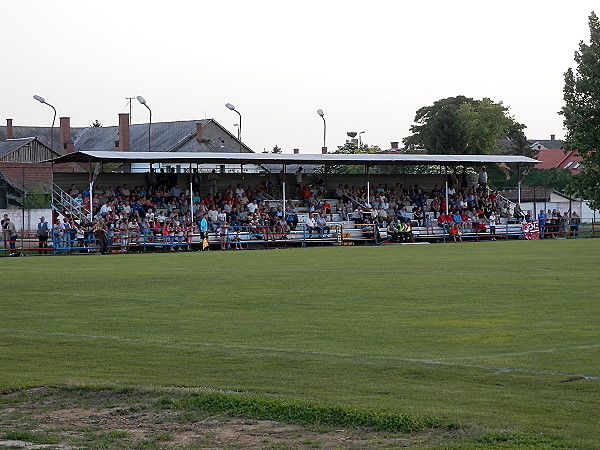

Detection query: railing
(52, 184), (90, 223)
(3, 219), (598, 256)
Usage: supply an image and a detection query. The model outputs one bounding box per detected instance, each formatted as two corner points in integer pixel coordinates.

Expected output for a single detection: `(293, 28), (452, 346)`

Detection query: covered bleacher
(43, 151), (539, 252)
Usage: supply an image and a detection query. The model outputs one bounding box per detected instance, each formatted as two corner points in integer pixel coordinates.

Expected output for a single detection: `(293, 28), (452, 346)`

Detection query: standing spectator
(489, 212), (497, 240)
(478, 166), (488, 191)
(217, 222), (230, 250)
(5, 218), (17, 256)
(208, 169), (219, 197)
(294, 167), (303, 198)
(2, 214), (10, 253)
(37, 216), (49, 254)
(51, 218), (62, 253)
(569, 211), (580, 237)
(198, 213), (209, 251)
(92, 219), (109, 254)
(538, 210), (546, 239)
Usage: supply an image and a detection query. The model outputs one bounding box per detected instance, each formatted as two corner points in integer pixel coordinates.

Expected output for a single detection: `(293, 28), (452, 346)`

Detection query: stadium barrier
(2, 219), (598, 255)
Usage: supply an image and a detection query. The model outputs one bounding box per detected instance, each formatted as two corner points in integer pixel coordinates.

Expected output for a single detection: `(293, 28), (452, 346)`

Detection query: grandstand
(1, 150), (551, 254)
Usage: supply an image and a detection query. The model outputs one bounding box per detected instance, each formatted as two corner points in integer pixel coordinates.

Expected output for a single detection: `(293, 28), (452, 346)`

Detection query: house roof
(535, 149), (583, 173)
(0, 126), (86, 153)
(1, 118), (251, 154)
(528, 138), (564, 150)
(0, 138), (36, 158)
(74, 119), (252, 154)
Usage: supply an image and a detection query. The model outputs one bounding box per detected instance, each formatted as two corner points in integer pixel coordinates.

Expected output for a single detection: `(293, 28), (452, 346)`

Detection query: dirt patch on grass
(0, 387), (431, 449)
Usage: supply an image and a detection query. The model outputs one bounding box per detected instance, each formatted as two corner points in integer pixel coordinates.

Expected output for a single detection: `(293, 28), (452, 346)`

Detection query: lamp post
(136, 96), (152, 152)
(317, 109), (326, 153)
(225, 103), (242, 152)
(33, 95), (57, 150)
(358, 131), (365, 151)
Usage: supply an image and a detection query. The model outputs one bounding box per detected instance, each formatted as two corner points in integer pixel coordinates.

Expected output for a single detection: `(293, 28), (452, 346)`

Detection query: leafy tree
(271, 145), (282, 154)
(403, 96), (527, 156)
(23, 186), (51, 209)
(91, 120), (102, 127)
(403, 96), (475, 154)
(561, 11), (600, 209)
(313, 142), (380, 174)
(522, 168), (572, 191)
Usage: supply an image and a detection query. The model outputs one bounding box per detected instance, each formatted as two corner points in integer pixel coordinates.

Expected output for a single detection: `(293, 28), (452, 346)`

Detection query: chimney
(293, 148), (299, 154)
(59, 117), (73, 152)
(550, 134), (556, 141)
(196, 122), (204, 142)
(321, 146), (328, 154)
(6, 119), (13, 139)
(390, 141), (399, 149)
(118, 113), (130, 151)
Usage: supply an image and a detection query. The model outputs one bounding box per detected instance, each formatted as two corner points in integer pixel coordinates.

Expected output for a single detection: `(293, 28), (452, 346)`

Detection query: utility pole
(125, 97), (136, 124)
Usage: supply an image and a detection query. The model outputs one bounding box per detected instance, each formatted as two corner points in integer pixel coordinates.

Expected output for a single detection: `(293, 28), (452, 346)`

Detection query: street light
(33, 95), (57, 150)
(225, 103), (242, 152)
(136, 96), (152, 152)
(359, 131), (365, 151)
(317, 109), (326, 153)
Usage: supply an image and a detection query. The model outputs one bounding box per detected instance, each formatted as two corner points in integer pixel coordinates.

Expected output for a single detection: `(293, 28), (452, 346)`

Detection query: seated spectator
(303, 214), (316, 237)
(315, 214), (330, 237)
(285, 208), (298, 230)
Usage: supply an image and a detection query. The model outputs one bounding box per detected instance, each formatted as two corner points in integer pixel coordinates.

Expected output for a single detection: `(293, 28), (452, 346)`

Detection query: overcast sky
(1, 1), (597, 153)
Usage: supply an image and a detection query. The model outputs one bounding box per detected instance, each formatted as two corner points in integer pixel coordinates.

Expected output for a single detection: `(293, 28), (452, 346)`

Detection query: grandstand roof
(46, 151), (539, 167)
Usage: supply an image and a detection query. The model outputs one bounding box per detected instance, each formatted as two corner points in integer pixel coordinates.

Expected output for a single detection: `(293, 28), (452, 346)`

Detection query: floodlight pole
(137, 96), (152, 152)
(226, 103), (242, 152)
(317, 109), (326, 152)
(33, 95), (57, 150)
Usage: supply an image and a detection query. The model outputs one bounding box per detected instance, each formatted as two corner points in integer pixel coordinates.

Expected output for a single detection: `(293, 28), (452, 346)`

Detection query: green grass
(1, 239), (599, 448)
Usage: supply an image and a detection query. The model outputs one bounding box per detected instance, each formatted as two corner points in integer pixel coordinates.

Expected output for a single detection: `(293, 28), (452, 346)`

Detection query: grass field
(1, 239), (599, 448)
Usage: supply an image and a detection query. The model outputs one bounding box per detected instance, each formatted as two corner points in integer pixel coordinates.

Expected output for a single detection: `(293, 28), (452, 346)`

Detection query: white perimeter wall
(0, 209), (52, 232)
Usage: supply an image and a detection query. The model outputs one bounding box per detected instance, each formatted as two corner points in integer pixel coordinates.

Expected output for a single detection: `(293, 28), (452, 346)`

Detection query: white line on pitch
(439, 343), (600, 360)
(2, 328), (599, 380)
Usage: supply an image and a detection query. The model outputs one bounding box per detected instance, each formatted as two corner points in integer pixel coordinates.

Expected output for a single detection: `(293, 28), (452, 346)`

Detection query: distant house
(534, 149), (583, 174)
(523, 134), (583, 174)
(1, 115), (253, 156)
(0, 138), (62, 208)
(528, 134), (563, 152)
(0, 137), (59, 163)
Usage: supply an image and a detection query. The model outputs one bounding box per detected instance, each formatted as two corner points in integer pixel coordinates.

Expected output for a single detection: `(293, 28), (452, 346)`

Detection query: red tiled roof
(535, 149), (583, 173)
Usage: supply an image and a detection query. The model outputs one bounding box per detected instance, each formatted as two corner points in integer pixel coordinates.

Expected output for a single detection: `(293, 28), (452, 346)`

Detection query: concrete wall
(518, 201), (599, 222)
(1, 208), (52, 232)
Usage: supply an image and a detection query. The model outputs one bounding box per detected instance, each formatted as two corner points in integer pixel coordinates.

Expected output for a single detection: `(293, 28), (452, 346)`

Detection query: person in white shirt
(489, 212), (497, 240)
(247, 200), (259, 214)
(303, 214), (316, 237)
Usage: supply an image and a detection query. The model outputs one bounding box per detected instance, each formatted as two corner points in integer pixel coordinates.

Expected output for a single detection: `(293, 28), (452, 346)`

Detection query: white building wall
(0, 208), (52, 232)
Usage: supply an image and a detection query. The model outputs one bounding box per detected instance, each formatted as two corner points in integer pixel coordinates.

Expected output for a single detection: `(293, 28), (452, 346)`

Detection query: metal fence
(3, 220), (598, 256)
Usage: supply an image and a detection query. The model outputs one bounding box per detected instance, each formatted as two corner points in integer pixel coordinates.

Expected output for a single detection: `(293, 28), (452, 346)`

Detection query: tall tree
(561, 11), (600, 209)
(403, 96), (475, 154)
(312, 142), (381, 174)
(403, 96), (526, 156)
